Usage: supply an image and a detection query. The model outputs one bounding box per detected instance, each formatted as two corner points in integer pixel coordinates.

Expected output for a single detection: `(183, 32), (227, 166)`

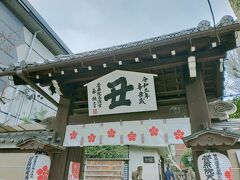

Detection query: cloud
(29, 0), (236, 53)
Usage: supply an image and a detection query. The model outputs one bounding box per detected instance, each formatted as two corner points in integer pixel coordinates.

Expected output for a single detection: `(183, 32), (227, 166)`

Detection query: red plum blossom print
(224, 168), (233, 180)
(37, 165), (49, 180)
(174, 129), (185, 140)
(107, 128), (116, 138)
(128, 131), (137, 141)
(70, 131), (78, 140)
(88, 133), (96, 143)
(149, 126), (159, 136)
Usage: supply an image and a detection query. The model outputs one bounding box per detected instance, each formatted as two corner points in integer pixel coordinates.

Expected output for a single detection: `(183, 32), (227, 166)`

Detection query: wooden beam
(191, 143), (240, 151)
(69, 104), (189, 125)
(71, 98), (187, 114)
(72, 90), (186, 106)
(16, 70), (59, 107)
(0, 149), (36, 153)
(161, 69), (167, 92)
(22, 47), (225, 86)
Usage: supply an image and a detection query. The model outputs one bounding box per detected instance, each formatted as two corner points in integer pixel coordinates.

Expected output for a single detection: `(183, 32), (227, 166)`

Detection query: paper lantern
(25, 152), (51, 180)
(198, 152), (233, 180)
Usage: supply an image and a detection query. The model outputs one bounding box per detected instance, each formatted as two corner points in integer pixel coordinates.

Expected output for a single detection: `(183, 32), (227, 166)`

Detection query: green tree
(21, 116), (31, 124)
(33, 107), (48, 120)
(229, 0), (240, 11)
(21, 107), (48, 124)
(180, 149), (193, 168)
(230, 97), (240, 118)
(85, 145), (128, 159)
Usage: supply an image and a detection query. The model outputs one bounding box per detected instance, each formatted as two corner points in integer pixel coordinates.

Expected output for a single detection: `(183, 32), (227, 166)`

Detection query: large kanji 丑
(104, 77), (134, 109)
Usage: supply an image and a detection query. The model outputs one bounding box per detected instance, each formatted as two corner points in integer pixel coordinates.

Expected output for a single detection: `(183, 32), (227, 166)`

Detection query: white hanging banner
(64, 125), (82, 147)
(165, 118), (191, 144)
(142, 120), (164, 145)
(198, 152), (233, 180)
(63, 118), (191, 147)
(101, 122), (122, 146)
(83, 123), (101, 146)
(84, 70), (157, 116)
(68, 161), (80, 180)
(122, 121), (142, 145)
(25, 153), (51, 180)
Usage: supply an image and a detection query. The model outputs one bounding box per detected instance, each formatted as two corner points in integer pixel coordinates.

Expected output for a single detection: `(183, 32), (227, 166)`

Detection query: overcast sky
(28, 0), (235, 53)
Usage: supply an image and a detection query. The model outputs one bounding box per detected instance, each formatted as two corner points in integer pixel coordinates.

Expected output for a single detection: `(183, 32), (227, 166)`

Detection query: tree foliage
(180, 149), (193, 168)
(230, 97), (240, 118)
(225, 50), (240, 95)
(229, 0), (240, 11)
(33, 107), (48, 120)
(85, 145), (128, 159)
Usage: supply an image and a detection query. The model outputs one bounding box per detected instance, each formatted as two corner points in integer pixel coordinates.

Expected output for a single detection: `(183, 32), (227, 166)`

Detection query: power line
(207, 0), (221, 44)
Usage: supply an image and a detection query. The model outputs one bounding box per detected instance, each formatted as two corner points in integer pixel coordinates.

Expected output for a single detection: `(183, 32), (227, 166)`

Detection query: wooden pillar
(185, 68), (211, 132)
(185, 67), (211, 179)
(64, 147), (85, 180)
(49, 96), (71, 180)
(49, 96), (85, 180)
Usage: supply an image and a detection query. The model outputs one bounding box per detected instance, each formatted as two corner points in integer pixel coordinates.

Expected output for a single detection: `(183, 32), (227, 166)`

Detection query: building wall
(0, 1), (24, 65)
(0, 1), (59, 126)
(0, 153), (34, 180)
(16, 27), (54, 63)
(129, 146), (161, 180)
(173, 144), (188, 169)
(0, 2), (61, 179)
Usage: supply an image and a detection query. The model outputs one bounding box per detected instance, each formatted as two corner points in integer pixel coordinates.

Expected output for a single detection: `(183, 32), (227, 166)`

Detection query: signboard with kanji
(84, 70), (157, 116)
(198, 152), (233, 180)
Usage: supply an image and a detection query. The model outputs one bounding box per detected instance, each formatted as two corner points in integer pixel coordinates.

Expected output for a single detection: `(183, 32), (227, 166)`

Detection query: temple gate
(0, 16), (240, 179)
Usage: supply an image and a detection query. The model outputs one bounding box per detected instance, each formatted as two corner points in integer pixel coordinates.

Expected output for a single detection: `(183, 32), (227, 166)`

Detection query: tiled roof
(0, 130), (52, 147)
(50, 16), (235, 62)
(2, 15), (237, 72)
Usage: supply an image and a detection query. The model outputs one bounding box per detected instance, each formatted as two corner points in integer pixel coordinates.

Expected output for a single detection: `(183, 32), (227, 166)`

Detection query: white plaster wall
(0, 153), (34, 180)
(129, 146), (160, 180)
